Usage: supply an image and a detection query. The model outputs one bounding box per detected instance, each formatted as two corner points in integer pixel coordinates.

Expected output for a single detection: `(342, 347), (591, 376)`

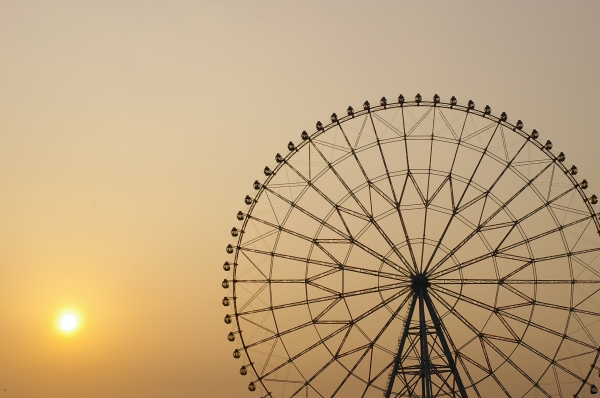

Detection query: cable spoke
(428, 157), (557, 276)
(432, 285), (598, 350)
(367, 112), (420, 272)
(329, 292), (415, 397)
(423, 120), (503, 274)
(307, 137), (414, 272)
(239, 276), (408, 318)
(259, 182), (409, 276)
(257, 287), (411, 380)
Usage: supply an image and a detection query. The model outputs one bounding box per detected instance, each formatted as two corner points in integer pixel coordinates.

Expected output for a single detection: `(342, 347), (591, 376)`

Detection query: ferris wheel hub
(410, 273), (430, 291)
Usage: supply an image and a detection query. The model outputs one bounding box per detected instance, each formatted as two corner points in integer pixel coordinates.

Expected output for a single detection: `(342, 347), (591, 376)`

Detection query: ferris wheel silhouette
(223, 94), (600, 398)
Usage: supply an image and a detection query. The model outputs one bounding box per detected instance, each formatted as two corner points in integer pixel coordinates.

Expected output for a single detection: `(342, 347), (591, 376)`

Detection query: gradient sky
(1, 1), (599, 397)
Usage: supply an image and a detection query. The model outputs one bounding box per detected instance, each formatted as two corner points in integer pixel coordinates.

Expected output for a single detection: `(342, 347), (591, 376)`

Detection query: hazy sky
(1, 1), (599, 397)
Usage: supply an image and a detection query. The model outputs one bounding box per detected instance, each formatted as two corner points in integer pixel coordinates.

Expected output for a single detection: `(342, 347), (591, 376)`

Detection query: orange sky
(1, 1), (600, 397)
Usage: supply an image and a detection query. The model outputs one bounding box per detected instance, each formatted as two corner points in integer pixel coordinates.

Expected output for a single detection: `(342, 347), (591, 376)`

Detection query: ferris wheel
(222, 94), (600, 398)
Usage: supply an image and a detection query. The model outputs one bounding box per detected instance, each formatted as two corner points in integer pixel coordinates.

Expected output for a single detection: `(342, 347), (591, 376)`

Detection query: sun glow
(58, 313), (79, 333)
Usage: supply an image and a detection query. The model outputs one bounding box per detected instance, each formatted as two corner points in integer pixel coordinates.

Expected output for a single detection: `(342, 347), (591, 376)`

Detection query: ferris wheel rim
(225, 95), (600, 397)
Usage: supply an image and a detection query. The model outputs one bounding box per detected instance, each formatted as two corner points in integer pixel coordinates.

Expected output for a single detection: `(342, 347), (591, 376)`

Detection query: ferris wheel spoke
(499, 282), (534, 303)
(453, 354), (486, 398)
(412, 107), (438, 272)
(307, 139), (415, 273)
(239, 314), (276, 335)
(434, 284), (598, 351)
(474, 154), (556, 224)
(258, 185), (410, 276)
(574, 285), (600, 309)
(434, 279), (600, 285)
(572, 312), (598, 347)
(288, 357), (337, 398)
(430, 251), (498, 279)
(517, 339), (589, 387)
(435, 321), (484, 398)
(572, 255), (600, 279)
(359, 358), (396, 397)
(552, 203), (591, 217)
(237, 282), (269, 313)
(427, 136), (548, 275)
(369, 112), (420, 271)
(570, 219), (594, 252)
(330, 290), (415, 397)
(372, 111), (405, 139)
(238, 246), (403, 282)
(431, 243), (600, 282)
(534, 300), (600, 318)
(258, 325), (348, 381)
(457, 350), (489, 376)
(488, 372), (512, 398)
(282, 160), (343, 209)
(497, 212), (594, 254)
(239, 250), (269, 280)
(351, 115), (369, 149)
(422, 121), (502, 273)
(431, 287), (521, 342)
(462, 121), (498, 143)
(429, 158), (556, 276)
(433, 291), (556, 397)
(331, 122), (370, 180)
(556, 348), (597, 363)
(363, 113), (421, 271)
(312, 298), (350, 325)
(428, 291), (503, 377)
(500, 310), (596, 351)
(239, 281), (407, 319)
(435, 109), (470, 260)
(257, 288), (410, 385)
(307, 267), (343, 283)
(329, 346), (377, 396)
(437, 109), (460, 140)
(236, 278), (307, 284)
(552, 364), (565, 398)
(405, 107), (434, 137)
(446, 109), (470, 175)
(245, 319), (317, 349)
(245, 214), (349, 247)
(486, 185), (580, 251)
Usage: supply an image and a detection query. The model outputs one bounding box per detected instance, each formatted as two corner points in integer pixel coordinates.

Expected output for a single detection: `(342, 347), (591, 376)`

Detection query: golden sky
(1, 1), (600, 397)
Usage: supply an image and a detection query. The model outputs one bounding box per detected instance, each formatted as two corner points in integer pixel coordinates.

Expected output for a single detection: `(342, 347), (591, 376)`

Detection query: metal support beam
(384, 276), (469, 398)
(424, 291), (468, 398)
(418, 288), (433, 398)
(385, 293), (418, 398)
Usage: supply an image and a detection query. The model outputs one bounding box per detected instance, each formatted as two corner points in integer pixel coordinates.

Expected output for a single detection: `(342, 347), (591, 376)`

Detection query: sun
(58, 313), (79, 333)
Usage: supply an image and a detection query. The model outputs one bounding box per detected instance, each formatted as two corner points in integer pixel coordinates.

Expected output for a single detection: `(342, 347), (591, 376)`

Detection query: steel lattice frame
(222, 95), (600, 398)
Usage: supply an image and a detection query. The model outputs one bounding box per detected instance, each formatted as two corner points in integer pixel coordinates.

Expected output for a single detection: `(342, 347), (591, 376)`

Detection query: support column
(384, 273), (468, 398)
(424, 290), (468, 398)
(418, 288), (432, 398)
(385, 294), (417, 398)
